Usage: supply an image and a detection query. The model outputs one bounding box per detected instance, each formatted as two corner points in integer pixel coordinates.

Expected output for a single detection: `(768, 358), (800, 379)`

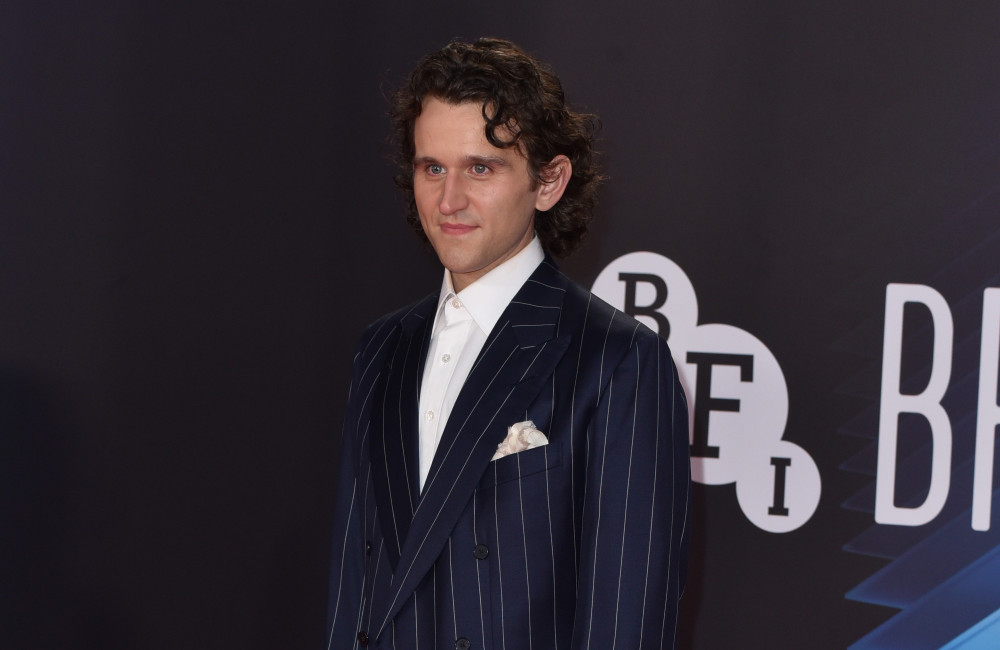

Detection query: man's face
(412, 98), (543, 293)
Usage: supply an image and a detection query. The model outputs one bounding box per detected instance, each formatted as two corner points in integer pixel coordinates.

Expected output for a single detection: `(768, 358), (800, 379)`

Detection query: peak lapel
(370, 260), (573, 636)
(367, 294), (436, 571)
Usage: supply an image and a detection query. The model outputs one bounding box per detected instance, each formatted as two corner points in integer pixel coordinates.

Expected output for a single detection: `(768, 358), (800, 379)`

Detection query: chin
(442, 261), (479, 276)
(432, 248), (475, 271)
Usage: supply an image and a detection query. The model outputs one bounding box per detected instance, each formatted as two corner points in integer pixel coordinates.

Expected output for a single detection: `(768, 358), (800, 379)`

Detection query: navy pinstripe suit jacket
(325, 259), (691, 650)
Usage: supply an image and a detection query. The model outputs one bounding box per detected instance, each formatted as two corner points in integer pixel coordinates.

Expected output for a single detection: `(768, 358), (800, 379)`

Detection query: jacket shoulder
(562, 278), (663, 352)
(353, 293), (437, 364)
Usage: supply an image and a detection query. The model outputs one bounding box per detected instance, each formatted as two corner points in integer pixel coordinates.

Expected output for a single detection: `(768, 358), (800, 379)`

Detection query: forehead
(413, 98), (513, 157)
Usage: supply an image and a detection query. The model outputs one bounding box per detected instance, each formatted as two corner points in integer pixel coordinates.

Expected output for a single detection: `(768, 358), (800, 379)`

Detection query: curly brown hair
(390, 37), (603, 258)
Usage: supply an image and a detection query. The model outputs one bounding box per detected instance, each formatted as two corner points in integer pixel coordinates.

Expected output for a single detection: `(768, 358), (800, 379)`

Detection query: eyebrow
(413, 154), (511, 168)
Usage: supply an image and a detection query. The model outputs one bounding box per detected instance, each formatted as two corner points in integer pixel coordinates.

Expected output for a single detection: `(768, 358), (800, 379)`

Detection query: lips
(440, 222), (477, 235)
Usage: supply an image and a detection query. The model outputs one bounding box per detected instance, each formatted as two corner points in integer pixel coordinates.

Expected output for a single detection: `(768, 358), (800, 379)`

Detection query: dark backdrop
(3, 2), (999, 648)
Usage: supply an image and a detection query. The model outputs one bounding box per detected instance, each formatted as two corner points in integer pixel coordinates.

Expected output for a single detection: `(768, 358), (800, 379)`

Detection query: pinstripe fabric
(325, 259), (691, 650)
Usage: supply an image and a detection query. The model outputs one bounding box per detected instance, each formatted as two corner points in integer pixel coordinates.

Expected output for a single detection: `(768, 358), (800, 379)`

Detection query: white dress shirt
(417, 236), (545, 490)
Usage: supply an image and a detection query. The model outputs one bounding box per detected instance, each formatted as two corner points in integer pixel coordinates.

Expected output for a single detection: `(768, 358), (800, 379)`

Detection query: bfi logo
(593, 252), (820, 533)
(876, 284), (1000, 531)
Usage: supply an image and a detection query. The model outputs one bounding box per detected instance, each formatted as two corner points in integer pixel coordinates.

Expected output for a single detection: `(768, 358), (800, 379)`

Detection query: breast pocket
(478, 443), (563, 490)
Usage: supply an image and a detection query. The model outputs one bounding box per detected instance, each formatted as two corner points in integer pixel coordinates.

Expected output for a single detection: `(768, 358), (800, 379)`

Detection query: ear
(534, 155), (572, 212)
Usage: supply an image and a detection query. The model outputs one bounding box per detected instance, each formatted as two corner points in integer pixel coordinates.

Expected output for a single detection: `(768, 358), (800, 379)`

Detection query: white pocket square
(492, 420), (548, 461)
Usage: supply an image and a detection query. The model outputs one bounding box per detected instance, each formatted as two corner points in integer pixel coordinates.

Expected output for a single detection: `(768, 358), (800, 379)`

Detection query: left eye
(472, 164), (489, 174)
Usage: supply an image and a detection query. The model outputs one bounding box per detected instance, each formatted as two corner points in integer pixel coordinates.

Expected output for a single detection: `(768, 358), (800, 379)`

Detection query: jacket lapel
(370, 260), (573, 638)
(367, 294), (436, 571)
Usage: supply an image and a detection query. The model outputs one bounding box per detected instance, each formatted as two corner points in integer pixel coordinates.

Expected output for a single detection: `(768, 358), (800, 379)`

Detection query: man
(326, 38), (690, 650)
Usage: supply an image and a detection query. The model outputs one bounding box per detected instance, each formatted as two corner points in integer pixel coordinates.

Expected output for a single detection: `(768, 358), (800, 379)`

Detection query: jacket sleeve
(571, 330), (691, 650)
(324, 347), (366, 650)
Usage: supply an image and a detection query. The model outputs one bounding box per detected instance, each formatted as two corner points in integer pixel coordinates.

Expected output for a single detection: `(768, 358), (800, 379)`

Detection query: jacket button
(357, 631), (369, 646)
(365, 541), (372, 556)
(472, 544), (489, 560)
(455, 638), (471, 650)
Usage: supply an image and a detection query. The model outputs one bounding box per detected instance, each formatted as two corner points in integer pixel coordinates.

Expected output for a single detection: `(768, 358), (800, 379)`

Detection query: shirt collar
(433, 236), (545, 336)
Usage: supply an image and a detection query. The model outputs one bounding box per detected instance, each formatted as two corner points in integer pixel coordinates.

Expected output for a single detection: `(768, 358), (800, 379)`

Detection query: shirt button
(451, 298), (462, 309)
(425, 410), (434, 422)
(455, 638), (471, 650)
(441, 353), (451, 364)
(473, 544), (489, 560)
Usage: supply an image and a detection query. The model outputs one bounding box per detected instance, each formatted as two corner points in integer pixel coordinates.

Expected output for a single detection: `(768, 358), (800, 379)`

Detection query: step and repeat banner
(3, 1), (998, 648)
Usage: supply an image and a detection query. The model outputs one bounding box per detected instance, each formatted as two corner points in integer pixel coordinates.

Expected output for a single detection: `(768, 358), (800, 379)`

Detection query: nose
(438, 173), (468, 215)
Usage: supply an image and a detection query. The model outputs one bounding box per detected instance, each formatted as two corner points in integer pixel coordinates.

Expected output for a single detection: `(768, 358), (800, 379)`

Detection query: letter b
(875, 284), (953, 526)
(618, 272), (671, 337)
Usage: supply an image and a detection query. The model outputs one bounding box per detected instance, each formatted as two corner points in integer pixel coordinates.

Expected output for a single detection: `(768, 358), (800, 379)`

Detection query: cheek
(413, 186), (435, 217)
